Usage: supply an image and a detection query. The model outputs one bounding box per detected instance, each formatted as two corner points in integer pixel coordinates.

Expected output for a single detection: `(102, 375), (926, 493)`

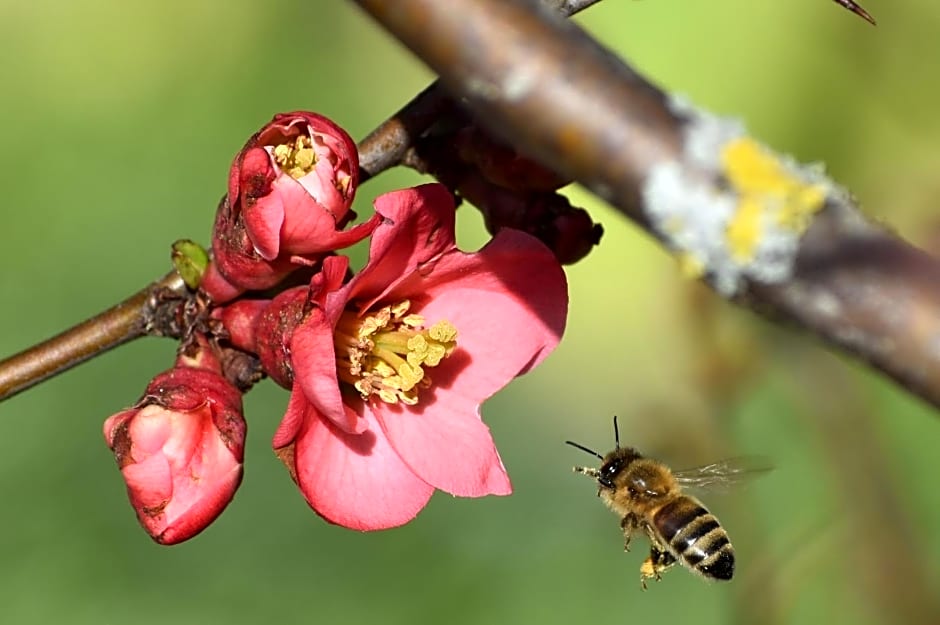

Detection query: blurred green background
(1, 1), (938, 624)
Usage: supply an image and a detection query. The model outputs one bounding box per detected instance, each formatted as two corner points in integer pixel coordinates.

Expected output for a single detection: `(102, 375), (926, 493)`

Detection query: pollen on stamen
(335, 301), (458, 405)
(272, 135), (317, 179)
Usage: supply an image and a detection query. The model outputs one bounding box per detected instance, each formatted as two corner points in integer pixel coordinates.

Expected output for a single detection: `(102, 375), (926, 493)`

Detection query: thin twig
(0, 272), (187, 402)
(351, 0), (940, 411)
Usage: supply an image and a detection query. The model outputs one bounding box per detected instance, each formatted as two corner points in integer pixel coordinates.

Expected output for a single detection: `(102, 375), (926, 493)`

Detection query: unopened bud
(103, 366), (246, 545)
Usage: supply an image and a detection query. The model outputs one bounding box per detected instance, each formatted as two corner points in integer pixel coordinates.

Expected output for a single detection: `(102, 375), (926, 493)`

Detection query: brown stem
(358, 82), (457, 182)
(353, 0), (680, 219)
(356, 0), (603, 183)
(0, 272), (187, 402)
(351, 0), (940, 411)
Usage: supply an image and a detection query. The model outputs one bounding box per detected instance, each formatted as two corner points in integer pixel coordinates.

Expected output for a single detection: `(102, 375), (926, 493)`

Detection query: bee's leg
(640, 546), (677, 590)
(620, 513), (639, 552)
(572, 466), (600, 479)
(641, 522), (662, 548)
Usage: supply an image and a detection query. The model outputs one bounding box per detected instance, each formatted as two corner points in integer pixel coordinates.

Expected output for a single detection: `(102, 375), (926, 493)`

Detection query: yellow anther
(428, 321), (458, 344)
(333, 300), (458, 406)
(272, 135), (317, 179)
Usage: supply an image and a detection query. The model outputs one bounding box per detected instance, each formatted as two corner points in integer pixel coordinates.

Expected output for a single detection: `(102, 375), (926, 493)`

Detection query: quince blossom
(270, 183), (568, 530)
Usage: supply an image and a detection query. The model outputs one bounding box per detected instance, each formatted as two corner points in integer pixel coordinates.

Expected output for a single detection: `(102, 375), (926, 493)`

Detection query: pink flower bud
(103, 366), (246, 545)
(203, 194), (297, 299)
(213, 299), (271, 353)
(236, 112), (360, 260)
(205, 112), (377, 302)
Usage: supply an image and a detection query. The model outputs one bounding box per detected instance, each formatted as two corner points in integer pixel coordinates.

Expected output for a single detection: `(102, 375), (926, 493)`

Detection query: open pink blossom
(202, 111), (377, 302)
(103, 344), (246, 544)
(273, 183), (568, 531)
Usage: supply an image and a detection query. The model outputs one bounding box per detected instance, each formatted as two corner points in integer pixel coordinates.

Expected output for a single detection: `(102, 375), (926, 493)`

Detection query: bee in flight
(832, 0), (876, 25)
(567, 417), (767, 589)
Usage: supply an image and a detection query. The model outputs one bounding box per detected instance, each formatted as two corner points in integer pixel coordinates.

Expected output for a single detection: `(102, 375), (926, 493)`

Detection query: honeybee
(567, 417), (767, 589)
(832, 0), (876, 25)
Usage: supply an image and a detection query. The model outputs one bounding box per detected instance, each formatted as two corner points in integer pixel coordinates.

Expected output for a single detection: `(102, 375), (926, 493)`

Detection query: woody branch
(1, 0), (937, 411)
(352, 0), (940, 409)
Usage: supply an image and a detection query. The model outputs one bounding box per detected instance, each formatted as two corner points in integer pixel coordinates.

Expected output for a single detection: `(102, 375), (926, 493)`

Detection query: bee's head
(566, 416), (641, 489)
(598, 446), (642, 489)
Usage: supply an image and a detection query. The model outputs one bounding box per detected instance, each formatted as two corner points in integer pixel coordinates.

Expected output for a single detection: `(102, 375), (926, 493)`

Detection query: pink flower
(273, 183), (568, 530)
(202, 112), (377, 302)
(103, 345), (246, 544)
(234, 112), (361, 260)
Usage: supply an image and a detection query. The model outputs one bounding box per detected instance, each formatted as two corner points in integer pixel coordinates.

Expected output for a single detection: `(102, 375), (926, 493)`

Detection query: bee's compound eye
(598, 459), (621, 488)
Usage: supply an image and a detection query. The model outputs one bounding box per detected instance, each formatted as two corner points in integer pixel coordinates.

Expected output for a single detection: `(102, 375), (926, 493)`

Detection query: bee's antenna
(832, 0), (876, 25)
(613, 415), (620, 449)
(565, 440), (604, 460)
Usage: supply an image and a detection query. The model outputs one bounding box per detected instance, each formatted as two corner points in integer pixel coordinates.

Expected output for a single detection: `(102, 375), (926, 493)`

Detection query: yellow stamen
(272, 135), (317, 179)
(333, 300), (458, 405)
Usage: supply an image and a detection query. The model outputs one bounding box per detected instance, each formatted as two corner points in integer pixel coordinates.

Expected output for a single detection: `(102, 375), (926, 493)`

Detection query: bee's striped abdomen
(652, 496), (735, 581)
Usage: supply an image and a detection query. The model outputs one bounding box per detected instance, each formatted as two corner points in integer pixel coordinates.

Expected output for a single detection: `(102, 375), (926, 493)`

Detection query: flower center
(333, 300), (458, 405)
(272, 135), (316, 179)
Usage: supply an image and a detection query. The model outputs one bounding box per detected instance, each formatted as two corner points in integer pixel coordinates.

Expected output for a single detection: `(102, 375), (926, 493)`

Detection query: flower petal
(376, 402), (511, 497)
(301, 154), (344, 211)
(290, 311), (366, 433)
(244, 192), (286, 260)
(122, 453), (173, 508)
(273, 177), (334, 252)
(272, 383), (307, 450)
(291, 257), (367, 435)
(392, 228), (568, 400)
(348, 183), (457, 308)
(294, 402), (434, 531)
(239, 147), (283, 260)
(360, 230), (565, 496)
(157, 460), (242, 545)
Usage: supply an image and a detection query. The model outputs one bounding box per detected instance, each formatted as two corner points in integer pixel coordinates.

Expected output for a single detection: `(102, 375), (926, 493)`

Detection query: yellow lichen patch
(725, 197), (763, 263)
(272, 134), (316, 179)
(721, 138), (827, 263)
(333, 300), (458, 405)
(777, 184), (826, 232)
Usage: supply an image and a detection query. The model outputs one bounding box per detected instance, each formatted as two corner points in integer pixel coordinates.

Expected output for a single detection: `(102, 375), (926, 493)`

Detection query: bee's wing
(673, 456), (772, 492)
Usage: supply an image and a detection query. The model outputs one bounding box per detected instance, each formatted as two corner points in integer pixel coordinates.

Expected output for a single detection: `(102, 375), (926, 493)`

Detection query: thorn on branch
(832, 0), (876, 25)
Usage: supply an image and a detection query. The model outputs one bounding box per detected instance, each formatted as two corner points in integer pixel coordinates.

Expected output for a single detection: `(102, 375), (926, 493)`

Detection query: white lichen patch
(642, 96), (837, 296)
